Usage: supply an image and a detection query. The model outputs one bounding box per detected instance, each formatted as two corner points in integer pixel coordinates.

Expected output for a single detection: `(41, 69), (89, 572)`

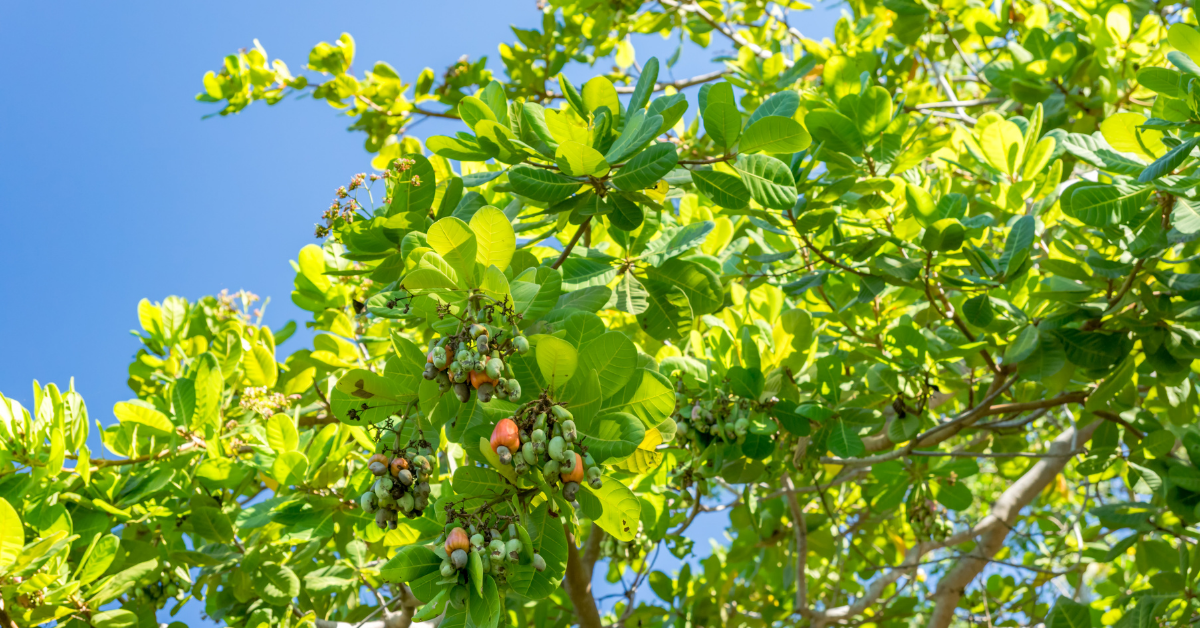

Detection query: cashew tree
(8, 0), (1200, 626)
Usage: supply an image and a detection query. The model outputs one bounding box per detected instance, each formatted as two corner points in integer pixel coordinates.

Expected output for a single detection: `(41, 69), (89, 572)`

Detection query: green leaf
(1138, 137), (1200, 183)
(933, 480), (973, 511)
(739, 115), (811, 155)
(747, 91), (800, 126)
(508, 165), (581, 203)
(612, 142), (678, 191)
(582, 76), (621, 123)
(257, 562), (300, 605)
(703, 101), (742, 153)
(555, 141), (610, 177)
(76, 534), (119, 585)
(603, 368), (676, 430)
(1005, 325), (1040, 364)
(828, 419), (864, 458)
(534, 335), (578, 392)
(0, 498), (23, 572)
(458, 96), (498, 132)
(733, 154), (798, 210)
(244, 345), (278, 388)
(577, 412), (645, 463)
(428, 217), (479, 285)
(637, 278), (693, 341)
(905, 184), (937, 228)
(271, 451), (309, 486)
(1173, 197), (1200, 234)
(727, 366), (765, 400)
(469, 206), (516, 270)
(612, 273), (649, 314)
(643, 258), (723, 316)
(578, 477), (641, 541)
(452, 466), (511, 498)
(856, 86), (894, 138)
(628, 57), (659, 112)
(578, 331), (638, 394)
(1045, 595), (1092, 628)
(90, 610), (139, 628)
(428, 135), (493, 162)
(113, 401), (174, 436)
(691, 169), (750, 209)
(605, 110), (664, 164)
(980, 119), (1025, 175)
(388, 153), (437, 216)
(380, 544), (441, 583)
(804, 109), (863, 156)
(556, 74), (588, 119)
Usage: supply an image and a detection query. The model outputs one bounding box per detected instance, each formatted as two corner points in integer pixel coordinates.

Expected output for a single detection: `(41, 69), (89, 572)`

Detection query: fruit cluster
(359, 432), (437, 528)
(598, 522), (654, 563)
(906, 483), (953, 542)
(670, 378), (756, 443)
(489, 397), (602, 501)
(424, 321), (528, 404)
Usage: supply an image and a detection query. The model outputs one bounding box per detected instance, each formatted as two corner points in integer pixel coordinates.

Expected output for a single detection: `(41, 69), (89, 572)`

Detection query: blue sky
(0, 0), (840, 624)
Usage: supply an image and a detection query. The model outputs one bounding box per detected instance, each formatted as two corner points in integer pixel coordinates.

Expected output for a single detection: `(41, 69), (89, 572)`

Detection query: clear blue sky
(0, 1), (839, 624)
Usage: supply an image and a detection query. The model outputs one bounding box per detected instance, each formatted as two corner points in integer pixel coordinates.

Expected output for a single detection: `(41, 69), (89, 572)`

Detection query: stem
(551, 217), (592, 269)
(563, 522), (604, 628)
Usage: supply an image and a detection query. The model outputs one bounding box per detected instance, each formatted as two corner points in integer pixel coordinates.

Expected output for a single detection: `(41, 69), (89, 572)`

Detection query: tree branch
(925, 420), (1100, 628)
(563, 522), (604, 628)
(544, 69), (731, 99)
(551, 217), (592, 270)
(782, 474), (809, 616)
(582, 524), (605, 577)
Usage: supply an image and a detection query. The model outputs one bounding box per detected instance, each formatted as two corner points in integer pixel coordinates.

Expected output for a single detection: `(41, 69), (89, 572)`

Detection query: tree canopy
(7, 0), (1200, 626)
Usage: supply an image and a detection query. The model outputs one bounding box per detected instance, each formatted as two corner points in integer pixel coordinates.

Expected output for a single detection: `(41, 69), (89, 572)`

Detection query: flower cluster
(239, 386), (300, 416)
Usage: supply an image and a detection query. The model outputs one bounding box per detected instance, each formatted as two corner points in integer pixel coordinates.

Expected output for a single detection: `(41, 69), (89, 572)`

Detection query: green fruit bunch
(489, 396), (603, 501)
(599, 521), (654, 563)
(906, 483), (952, 543)
(423, 314), (529, 405)
(670, 377), (759, 445)
(359, 438), (437, 528)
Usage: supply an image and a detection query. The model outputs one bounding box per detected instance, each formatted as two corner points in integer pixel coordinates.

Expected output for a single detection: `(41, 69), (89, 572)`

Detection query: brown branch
(678, 153), (738, 165)
(979, 391), (1088, 417)
(582, 524), (605, 577)
(926, 420), (1100, 627)
(782, 475), (810, 616)
(551, 217), (592, 269)
(563, 522), (604, 628)
(543, 69), (731, 100)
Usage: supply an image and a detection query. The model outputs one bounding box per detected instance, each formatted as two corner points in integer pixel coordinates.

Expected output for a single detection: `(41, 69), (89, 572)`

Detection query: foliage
(11, 0), (1200, 627)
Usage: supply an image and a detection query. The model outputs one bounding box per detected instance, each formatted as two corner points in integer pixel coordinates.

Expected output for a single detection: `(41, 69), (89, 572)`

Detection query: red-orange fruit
(560, 453), (585, 483)
(445, 527), (470, 554)
(490, 418), (520, 454)
(389, 457), (409, 476)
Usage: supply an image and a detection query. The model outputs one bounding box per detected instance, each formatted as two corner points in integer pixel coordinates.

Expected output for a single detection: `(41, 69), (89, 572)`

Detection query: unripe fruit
(486, 358), (504, 381)
(505, 539), (522, 563)
(563, 481), (581, 501)
(375, 509), (389, 529)
(378, 492), (396, 509)
(489, 539), (505, 561)
(548, 436), (565, 462)
(561, 453), (584, 483)
(453, 382), (471, 403)
(676, 420), (689, 437)
(531, 429), (546, 443)
(360, 492), (378, 513)
(586, 466), (602, 482)
(446, 527), (470, 553)
(543, 460), (561, 480)
(551, 405), (573, 421)
(583, 453), (595, 467)
(522, 442), (537, 465)
(734, 418), (749, 437)
(513, 456), (528, 474)
(534, 412), (547, 430)
(433, 354), (447, 369)
(561, 419), (577, 443)
(374, 477), (393, 499)
(456, 349), (471, 363)
(449, 585), (467, 609)
(470, 324), (488, 338)
(513, 336), (530, 354)
(399, 493), (415, 512)
(441, 562), (457, 577)
(491, 418), (521, 453)
(477, 382), (494, 402)
(423, 364), (438, 380)
(470, 533), (485, 549)
(451, 549), (469, 570)
(532, 553), (546, 572)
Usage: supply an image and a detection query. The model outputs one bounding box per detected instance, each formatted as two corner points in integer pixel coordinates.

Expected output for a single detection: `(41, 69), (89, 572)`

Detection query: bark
(562, 522), (604, 628)
(925, 420), (1099, 628)
(313, 584), (435, 628)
